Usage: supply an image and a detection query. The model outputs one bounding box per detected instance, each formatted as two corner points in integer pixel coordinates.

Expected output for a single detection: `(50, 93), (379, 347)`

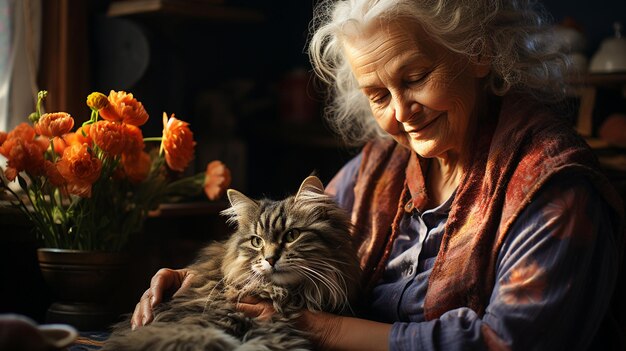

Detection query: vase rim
(37, 248), (124, 254)
(37, 248), (130, 265)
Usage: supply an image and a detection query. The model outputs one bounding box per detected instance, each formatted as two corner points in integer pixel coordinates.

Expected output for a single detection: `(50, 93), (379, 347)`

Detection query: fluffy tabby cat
(104, 176), (361, 351)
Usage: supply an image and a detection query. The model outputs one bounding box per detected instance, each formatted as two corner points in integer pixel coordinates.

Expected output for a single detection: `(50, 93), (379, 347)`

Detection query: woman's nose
(394, 96), (421, 123)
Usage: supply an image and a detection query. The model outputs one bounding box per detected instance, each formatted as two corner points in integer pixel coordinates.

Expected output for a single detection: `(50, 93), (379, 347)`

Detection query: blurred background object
(589, 22), (626, 74)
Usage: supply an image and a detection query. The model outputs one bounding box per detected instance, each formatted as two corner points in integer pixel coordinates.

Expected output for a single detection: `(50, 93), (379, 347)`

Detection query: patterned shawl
(349, 96), (624, 344)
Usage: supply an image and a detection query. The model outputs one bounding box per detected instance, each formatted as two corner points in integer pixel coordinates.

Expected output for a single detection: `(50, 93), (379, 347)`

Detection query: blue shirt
(329, 153), (618, 350)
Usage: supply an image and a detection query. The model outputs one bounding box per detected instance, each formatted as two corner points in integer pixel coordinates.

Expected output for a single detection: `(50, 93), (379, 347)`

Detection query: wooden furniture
(569, 73), (626, 138)
(107, 0), (264, 21)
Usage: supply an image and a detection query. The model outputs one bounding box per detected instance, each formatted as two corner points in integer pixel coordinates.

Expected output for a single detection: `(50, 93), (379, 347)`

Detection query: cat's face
(235, 208), (316, 286)
(220, 176), (360, 311)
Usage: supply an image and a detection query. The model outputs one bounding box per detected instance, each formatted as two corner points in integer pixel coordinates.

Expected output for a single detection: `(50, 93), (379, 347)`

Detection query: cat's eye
(250, 236), (263, 248)
(284, 229), (300, 243)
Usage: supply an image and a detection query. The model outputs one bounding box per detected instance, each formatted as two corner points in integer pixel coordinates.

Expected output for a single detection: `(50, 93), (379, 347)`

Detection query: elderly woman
(133, 0), (624, 349)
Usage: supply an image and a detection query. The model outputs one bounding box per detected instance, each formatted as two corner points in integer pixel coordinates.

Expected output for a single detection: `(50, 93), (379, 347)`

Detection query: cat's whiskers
(298, 258), (352, 310)
(202, 276), (228, 315)
(291, 263), (349, 312)
(292, 257), (350, 291)
(291, 265), (324, 307)
(304, 258), (356, 314)
(232, 270), (266, 300)
(305, 258), (351, 292)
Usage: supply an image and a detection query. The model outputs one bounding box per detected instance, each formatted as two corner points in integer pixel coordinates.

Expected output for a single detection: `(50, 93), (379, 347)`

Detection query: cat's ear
(223, 189), (259, 224)
(296, 176), (325, 200)
(226, 189), (258, 210)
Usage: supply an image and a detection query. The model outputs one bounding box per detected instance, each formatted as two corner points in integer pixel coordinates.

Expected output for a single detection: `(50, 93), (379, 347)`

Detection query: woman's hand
(298, 310), (392, 351)
(235, 298), (390, 350)
(234, 296), (276, 321)
(296, 310), (344, 349)
(131, 268), (196, 330)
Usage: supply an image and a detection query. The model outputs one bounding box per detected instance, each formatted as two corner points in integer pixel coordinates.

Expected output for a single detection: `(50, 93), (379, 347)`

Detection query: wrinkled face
(343, 19), (489, 160)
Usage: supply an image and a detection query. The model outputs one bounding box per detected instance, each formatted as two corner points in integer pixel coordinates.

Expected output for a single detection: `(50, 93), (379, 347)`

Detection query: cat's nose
(265, 256), (277, 267)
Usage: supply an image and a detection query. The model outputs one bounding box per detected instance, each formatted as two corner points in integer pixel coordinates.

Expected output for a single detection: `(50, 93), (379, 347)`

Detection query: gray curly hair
(307, 0), (570, 145)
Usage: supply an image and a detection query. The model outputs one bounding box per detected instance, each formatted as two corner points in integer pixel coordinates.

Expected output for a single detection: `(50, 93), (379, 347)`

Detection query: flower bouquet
(0, 90), (232, 252)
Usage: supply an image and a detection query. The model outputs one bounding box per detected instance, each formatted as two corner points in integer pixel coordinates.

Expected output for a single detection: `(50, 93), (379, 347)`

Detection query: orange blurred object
(204, 160), (231, 201)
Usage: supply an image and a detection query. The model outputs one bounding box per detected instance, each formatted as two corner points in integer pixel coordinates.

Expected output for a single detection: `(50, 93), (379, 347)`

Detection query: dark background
(87, 0), (626, 198)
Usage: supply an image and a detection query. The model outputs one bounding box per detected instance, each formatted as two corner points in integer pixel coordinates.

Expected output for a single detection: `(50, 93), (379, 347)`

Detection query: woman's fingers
(149, 268), (179, 306)
(131, 268), (190, 330)
(235, 296), (276, 321)
(131, 289), (155, 330)
(173, 270), (195, 298)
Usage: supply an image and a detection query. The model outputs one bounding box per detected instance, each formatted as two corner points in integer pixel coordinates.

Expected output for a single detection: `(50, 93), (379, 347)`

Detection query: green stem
(1, 181), (49, 244)
(36, 90), (47, 117)
(30, 178), (60, 247)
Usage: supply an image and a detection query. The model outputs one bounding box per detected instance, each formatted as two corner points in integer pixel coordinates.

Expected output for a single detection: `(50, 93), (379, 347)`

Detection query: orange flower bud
(203, 160), (231, 201)
(35, 112), (75, 138)
(0, 131), (7, 147)
(100, 90), (149, 126)
(86, 92), (109, 110)
(91, 120), (127, 156)
(56, 143), (102, 197)
(162, 113), (195, 172)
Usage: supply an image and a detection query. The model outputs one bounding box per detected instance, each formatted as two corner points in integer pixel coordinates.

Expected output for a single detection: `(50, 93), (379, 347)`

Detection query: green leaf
(0, 167), (9, 185)
(17, 174), (28, 191)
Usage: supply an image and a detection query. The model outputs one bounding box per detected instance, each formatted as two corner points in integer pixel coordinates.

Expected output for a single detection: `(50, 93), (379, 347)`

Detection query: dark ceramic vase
(37, 248), (130, 331)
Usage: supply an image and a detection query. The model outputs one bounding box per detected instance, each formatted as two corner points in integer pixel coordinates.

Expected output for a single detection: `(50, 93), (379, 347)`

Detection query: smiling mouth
(407, 114), (442, 134)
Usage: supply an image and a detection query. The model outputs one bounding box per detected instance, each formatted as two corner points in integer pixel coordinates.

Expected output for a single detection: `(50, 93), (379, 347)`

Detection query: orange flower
(73, 125), (93, 145)
(0, 131), (7, 147)
(51, 136), (68, 155)
(56, 125), (93, 156)
(122, 151), (151, 183)
(99, 90), (149, 126)
(0, 137), (47, 181)
(162, 113), (195, 172)
(91, 120), (127, 156)
(122, 124), (144, 155)
(7, 122), (36, 141)
(43, 160), (66, 186)
(35, 112), (74, 137)
(0, 123), (48, 180)
(203, 160), (231, 200)
(56, 143), (102, 197)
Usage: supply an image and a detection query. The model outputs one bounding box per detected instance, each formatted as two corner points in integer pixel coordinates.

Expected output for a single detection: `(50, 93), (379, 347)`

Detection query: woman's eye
(250, 236), (263, 248)
(370, 93), (389, 105)
(284, 229), (300, 243)
(406, 71), (429, 85)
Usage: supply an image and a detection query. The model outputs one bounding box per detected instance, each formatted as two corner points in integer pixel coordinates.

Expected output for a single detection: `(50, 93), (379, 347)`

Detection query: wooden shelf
(568, 73), (626, 138)
(107, 0), (264, 22)
(569, 73), (626, 88)
(148, 200), (228, 218)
